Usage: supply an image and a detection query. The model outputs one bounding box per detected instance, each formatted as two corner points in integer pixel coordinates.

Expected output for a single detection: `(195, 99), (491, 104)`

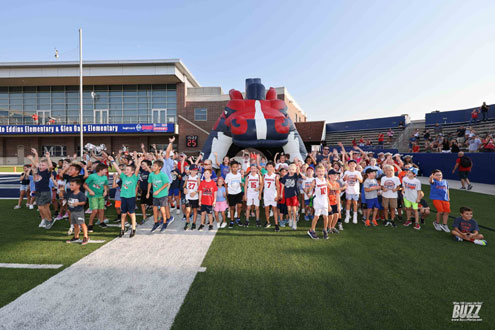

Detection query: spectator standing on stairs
(434, 123), (442, 135)
(387, 128), (394, 143)
(480, 102), (489, 121)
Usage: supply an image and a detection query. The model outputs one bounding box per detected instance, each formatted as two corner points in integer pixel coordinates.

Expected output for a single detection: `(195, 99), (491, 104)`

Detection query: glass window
(194, 108), (207, 121)
(110, 103), (122, 110)
(152, 103), (166, 108)
(152, 97), (166, 103)
(152, 84), (166, 90)
(123, 97), (137, 103)
(94, 85), (108, 91)
(152, 90), (166, 98)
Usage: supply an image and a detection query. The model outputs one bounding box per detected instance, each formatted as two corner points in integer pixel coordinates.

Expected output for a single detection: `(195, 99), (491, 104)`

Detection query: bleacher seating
(419, 120), (495, 151)
(325, 127), (404, 149)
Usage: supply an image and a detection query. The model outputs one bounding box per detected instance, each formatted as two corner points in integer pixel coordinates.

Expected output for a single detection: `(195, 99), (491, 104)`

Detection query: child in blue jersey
(429, 169), (450, 233)
(214, 152), (230, 179)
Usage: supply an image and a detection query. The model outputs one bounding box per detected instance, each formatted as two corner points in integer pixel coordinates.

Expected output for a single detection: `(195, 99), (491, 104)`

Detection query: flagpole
(79, 28), (84, 160)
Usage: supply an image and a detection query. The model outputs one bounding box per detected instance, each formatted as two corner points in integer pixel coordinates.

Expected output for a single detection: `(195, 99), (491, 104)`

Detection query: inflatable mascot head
(201, 78), (307, 165)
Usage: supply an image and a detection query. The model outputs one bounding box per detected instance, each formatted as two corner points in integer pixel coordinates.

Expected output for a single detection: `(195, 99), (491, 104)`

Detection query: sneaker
(288, 219), (293, 227)
(323, 230), (329, 240)
(365, 220), (371, 227)
(304, 215), (309, 221)
(198, 224), (205, 231)
(414, 223), (421, 230)
(280, 220), (286, 227)
(160, 222), (168, 232)
(420, 218), (425, 225)
(332, 228), (340, 234)
(208, 224), (213, 231)
(307, 230), (319, 240)
(29, 204), (34, 210)
(66, 236), (79, 243)
(256, 220), (261, 227)
(182, 215), (186, 221)
(191, 223), (197, 230)
(372, 219), (379, 227)
(344, 214), (350, 223)
(390, 221), (397, 228)
(292, 221), (297, 230)
(433, 222), (442, 231)
(460, 186), (466, 190)
(184, 223), (189, 230)
(384, 220), (391, 227)
(440, 224), (450, 233)
(474, 239), (487, 246)
(81, 237), (90, 245)
(453, 236), (463, 242)
(114, 217), (121, 223)
(55, 214), (64, 221)
(275, 224), (280, 232)
(105, 200), (112, 207)
(337, 223), (344, 231)
(130, 229), (136, 238)
(63, 213), (69, 219)
(352, 214), (358, 224)
(88, 225), (94, 233)
(228, 221), (234, 228)
(151, 222), (160, 232)
(14, 205), (21, 209)
(119, 229), (125, 237)
(403, 220), (413, 227)
(220, 221), (227, 229)
(44, 220), (55, 230)
(467, 184), (473, 191)
(85, 209), (92, 214)
(99, 222), (107, 228)
(244, 221), (249, 227)
(168, 216), (175, 226)
(38, 219), (47, 228)
(263, 222), (271, 229)
(67, 225), (74, 235)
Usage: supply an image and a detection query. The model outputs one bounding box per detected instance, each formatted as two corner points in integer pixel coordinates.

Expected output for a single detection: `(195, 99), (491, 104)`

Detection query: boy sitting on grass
(66, 179), (89, 245)
(452, 207), (487, 246)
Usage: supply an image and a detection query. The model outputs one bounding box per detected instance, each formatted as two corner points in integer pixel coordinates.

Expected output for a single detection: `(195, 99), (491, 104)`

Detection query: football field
(0, 186), (493, 329)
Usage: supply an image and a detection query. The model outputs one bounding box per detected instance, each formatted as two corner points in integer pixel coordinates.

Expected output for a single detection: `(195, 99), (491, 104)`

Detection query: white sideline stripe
(254, 100), (267, 140)
(74, 240), (106, 244)
(0, 212), (218, 330)
(0, 263), (63, 269)
(198, 267), (207, 272)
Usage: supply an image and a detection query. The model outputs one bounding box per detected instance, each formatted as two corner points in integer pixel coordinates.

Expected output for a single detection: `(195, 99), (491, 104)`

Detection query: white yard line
(0, 217), (217, 330)
(0, 263), (63, 269)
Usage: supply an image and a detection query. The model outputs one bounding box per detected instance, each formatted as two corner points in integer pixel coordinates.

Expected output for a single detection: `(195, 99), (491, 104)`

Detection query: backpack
(460, 156), (472, 168)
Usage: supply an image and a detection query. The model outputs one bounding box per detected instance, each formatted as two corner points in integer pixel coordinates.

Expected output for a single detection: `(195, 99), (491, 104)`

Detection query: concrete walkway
(0, 216), (217, 330)
(418, 177), (495, 195)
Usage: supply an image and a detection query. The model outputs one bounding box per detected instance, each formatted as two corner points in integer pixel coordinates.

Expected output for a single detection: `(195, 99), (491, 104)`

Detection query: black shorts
(200, 205), (213, 214)
(140, 191), (153, 206)
(328, 204), (338, 215)
(459, 171), (469, 180)
(121, 197), (136, 214)
(278, 203), (288, 215)
(186, 199), (199, 209)
(227, 192), (243, 207)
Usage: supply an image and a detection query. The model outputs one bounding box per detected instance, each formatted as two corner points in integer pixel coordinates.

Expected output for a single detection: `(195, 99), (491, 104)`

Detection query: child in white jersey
(307, 165), (330, 240)
(184, 165), (200, 230)
(244, 165), (262, 227)
(343, 159), (363, 224)
(225, 160), (243, 228)
(263, 161), (279, 231)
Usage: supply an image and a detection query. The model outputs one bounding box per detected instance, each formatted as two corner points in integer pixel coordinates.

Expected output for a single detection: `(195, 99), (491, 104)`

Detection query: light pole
(79, 28), (84, 160)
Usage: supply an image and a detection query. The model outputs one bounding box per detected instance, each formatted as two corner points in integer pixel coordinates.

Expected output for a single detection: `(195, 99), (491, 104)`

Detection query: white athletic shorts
(246, 194), (260, 206)
(263, 195), (277, 207)
(314, 206), (329, 217)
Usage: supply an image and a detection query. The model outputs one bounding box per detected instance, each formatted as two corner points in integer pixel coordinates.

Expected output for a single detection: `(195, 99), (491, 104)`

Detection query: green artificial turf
(0, 200), (120, 307)
(172, 186), (494, 330)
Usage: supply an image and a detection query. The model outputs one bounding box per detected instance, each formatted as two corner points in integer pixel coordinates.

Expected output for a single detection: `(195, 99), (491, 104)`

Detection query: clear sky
(1, 0), (494, 122)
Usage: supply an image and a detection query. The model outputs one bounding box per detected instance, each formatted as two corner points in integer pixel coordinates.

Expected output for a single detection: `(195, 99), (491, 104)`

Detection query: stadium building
(0, 60), (306, 164)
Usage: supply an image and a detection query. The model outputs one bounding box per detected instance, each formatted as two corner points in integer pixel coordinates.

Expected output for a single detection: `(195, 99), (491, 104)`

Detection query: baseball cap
(404, 155), (413, 159)
(384, 152), (392, 156)
(378, 152), (385, 155)
(407, 167), (418, 175)
(347, 159), (357, 164)
(328, 169), (338, 175)
(365, 168), (377, 174)
(393, 153), (402, 158)
(189, 164), (198, 171)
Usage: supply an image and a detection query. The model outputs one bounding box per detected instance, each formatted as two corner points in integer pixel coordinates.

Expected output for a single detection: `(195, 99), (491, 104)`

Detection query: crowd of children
(14, 141), (488, 246)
